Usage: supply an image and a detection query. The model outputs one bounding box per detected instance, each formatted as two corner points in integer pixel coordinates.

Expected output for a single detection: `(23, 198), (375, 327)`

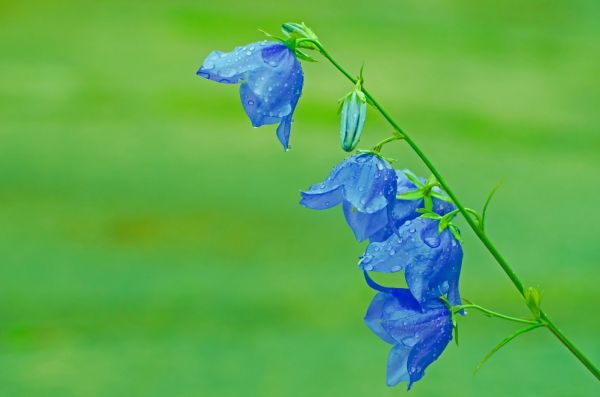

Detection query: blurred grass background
(0, 0), (599, 395)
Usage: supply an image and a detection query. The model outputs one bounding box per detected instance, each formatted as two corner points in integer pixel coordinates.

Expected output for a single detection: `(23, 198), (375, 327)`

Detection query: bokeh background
(1, 0), (599, 395)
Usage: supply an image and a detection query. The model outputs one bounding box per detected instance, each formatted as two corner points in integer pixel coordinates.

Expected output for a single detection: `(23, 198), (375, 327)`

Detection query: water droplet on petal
(391, 265), (401, 272)
(424, 235), (440, 248)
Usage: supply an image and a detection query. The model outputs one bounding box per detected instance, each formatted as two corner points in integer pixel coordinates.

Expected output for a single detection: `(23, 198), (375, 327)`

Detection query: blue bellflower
(300, 153), (397, 242)
(360, 217), (462, 307)
(364, 272), (454, 389)
(369, 170), (456, 242)
(197, 41), (304, 150)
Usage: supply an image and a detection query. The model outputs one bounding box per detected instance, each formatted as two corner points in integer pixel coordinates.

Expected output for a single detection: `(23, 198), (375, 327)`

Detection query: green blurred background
(1, 0), (598, 395)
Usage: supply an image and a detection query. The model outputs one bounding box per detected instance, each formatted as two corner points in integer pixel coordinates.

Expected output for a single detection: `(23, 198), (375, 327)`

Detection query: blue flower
(197, 41), (304, 150)
(363, 272), (453, 389)
(300, 153), (397, 242)
(369, 170), (455, 242)
(359, 217), (462, 307)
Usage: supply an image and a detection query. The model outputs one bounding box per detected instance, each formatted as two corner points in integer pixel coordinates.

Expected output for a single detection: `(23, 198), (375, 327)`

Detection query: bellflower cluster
(195, 22), (591, 390)
(301, 156), (463, 388)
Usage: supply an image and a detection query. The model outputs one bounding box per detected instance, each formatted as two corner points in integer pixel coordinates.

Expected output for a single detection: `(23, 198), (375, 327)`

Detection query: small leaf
(431, 191), (453, 203)
(454, 322), (459, 346)
(426, 174), (438, 186)
(449, 225), (462, 242)
(403, 171), (425, 188)
(294, 49), (318, 62)
(396, 190), (423, 201)
(474, 323), (544, 374)
(481, 179), (503, 232)
(420, 213), (443, 220)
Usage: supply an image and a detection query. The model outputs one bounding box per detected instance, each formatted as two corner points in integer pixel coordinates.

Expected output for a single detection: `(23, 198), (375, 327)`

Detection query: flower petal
(363, 280), (454, 389)
(404, 219), (463, 305)
(342, 201), (388, 242)
(197, 41), (270, 84)
(387, 344), (411, 387)
(300, 157), (359, 210)
(240, 44), (303, 149)
(406, 314), (453, 389)
(364, 292), (397, 345)
(358, 219), (424, 273)
(343, 154), (397, 214)
(276, 114), (293, 150)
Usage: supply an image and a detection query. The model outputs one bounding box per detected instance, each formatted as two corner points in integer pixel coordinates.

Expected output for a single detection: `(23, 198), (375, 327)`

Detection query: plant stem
(455, 304), (540, 325)
(312, 41), (600, 380)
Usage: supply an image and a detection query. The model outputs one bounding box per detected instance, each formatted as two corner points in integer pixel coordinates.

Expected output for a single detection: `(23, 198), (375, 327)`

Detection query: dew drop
(423, 235), (440, 248)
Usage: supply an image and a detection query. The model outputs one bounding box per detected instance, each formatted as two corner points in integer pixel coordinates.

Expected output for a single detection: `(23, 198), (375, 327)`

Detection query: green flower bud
(281, 22), (319, 45)
(340, 89), (367, 152)
(525, 287), (541, 318)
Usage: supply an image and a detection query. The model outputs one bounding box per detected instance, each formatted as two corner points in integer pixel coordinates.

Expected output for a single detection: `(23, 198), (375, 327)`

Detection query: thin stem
(373, 134), (403, 151)
(312, 41), (600, 380)
(455, 304), (540, 325)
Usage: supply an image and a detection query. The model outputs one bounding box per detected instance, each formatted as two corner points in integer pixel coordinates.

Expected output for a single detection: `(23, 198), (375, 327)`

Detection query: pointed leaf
(397, 190), (424, 201)
(474, 323), (544, 374)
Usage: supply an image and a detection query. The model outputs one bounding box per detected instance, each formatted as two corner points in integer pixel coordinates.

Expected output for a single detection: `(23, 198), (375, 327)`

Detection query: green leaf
(454, 322), (459, 346)
(481, 179), (503, 232)
(431, 191), (453, 203)
(426, 174), (438, 186)
(294, 49), (318, 62)
(396, 190), (423, 201)
(421, 213), (443, 220)
(449, 224), (462, 242)
(403, 171), (424, 187)
(474, 323), (544, 374)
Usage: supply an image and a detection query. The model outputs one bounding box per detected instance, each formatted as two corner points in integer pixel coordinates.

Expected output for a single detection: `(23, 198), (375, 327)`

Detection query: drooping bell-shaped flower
(339, 88), (367, 152)
(369, 170), (456, 242)
(300, 153), (397, 242)
(197, 41), (304, 150)
(359, 217), (462, 307)
(364, 272), (454, 389)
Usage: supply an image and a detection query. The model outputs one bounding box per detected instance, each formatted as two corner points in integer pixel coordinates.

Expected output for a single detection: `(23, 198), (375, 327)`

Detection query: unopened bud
(340, 89), (367, 152)
(281, 22), (318, 44)
(525, 287), (541, 318)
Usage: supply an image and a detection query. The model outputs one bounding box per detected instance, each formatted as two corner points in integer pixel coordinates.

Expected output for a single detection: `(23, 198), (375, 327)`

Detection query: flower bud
(525, 287), (541, 317)
(281, 22), (319, 44)
(340, 89), (367, 152)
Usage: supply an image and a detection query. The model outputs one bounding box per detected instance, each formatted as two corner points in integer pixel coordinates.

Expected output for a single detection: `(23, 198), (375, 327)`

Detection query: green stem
(312, 41), (600, 380)
(373, 134), (403, 151)
(455, 304), (540, 325)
